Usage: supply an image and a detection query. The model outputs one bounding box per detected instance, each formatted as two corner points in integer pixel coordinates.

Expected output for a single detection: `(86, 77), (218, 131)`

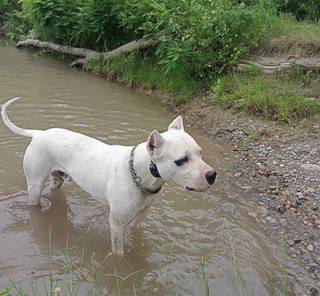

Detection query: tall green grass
(211, 69), (320, 123)
(262, 15), (320, 55)
(85, 52), (198, 102)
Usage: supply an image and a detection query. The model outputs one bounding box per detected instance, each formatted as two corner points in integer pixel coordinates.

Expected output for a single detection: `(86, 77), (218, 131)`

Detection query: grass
(261, 15), (320, 56)
(226, 223), (244, 296)
(0, 225), (293, 296)
(85, 52), (198, 102)
(211, 67), (320, 123)
(0, 228), (140, 296)
(280, 239), (289, 296)
(199, 257), (210, 296)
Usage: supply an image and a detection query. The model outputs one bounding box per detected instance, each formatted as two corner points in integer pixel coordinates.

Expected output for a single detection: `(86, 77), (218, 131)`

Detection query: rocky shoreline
(178, 96), (320, 295)
(92, 68), (320, 294)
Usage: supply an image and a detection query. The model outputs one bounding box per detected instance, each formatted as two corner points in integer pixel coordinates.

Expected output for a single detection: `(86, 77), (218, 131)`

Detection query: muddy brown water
(0, 45), (282, 295)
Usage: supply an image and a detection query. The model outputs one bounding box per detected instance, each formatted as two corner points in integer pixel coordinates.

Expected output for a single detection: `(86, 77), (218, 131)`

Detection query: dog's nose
(205, 170), (217, 185)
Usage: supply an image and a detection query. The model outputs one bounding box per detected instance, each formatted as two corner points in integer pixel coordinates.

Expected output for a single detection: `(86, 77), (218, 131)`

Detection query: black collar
(128, 146), (162, 194)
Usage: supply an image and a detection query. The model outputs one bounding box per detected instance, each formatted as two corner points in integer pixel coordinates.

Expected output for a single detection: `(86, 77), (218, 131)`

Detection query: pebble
(240, 185), (252, 190)
(301, 164), (320, 172)
(278, 204), (286, 214)
(310, 148), (318, 155)
(248, 211), (258, 218)
(288, 240), (295, 246)
(257, 206), (268, 217)
(265, 216), (277, 223)
(145, 272), (157, 282)
(307, 245), (315, 252)
(256, 163), (266, 171)
(309, 264), (317, 273)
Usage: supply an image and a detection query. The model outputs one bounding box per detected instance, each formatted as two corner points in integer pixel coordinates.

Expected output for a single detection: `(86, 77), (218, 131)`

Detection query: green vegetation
(211, 67), (320, 122)
(199, 257), (210, 296)
(261, 15), (320, 55)
(244, 0), (320, 21)
(275, 0), (320, 21)
(280, 238), (289, 296)
(86, 52), (198, 101)
(0, 230), (141, 296)
(1, 0), (320, 122)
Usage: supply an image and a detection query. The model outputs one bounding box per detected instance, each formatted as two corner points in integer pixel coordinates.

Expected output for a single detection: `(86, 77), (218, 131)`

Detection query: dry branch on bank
(16, 39), (98, 58)
(238, 57), (320, 75)
(16, 32), (163, 67)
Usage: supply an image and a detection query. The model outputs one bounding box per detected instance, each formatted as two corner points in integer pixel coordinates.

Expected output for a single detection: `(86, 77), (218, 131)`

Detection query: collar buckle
(129, 146), (162, 194)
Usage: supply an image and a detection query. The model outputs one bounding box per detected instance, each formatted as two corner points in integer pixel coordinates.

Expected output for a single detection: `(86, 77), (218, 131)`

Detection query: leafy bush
(0, 0), (19, 24)
(242, 0), (320, 21)
(71, 0), (134, 51)
(18, 0), (274, 80)
(0, 0), (29, 39)
(275, 0), (320, 21)
(118, 0), (273, 79)
(21, 0), (80, 44)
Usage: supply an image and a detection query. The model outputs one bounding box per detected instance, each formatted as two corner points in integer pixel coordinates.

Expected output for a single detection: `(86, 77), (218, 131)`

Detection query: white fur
(1, 98), (215, 254)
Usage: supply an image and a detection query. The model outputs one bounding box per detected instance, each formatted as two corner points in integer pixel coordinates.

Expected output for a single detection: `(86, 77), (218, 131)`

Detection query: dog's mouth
(186, 186), (195, 191)
(186, 185), (210, 192)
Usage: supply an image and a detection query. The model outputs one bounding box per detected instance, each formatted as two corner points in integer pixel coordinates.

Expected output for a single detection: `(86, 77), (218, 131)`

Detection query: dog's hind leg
(26, 179), (48, 205)
(23, 145), (51, 206)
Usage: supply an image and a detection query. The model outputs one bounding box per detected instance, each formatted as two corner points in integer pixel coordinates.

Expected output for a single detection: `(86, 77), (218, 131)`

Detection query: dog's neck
(131, 144), (164, 193)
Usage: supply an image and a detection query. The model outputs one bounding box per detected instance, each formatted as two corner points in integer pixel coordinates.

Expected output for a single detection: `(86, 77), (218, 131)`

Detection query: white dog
(1, 97), (217, 254)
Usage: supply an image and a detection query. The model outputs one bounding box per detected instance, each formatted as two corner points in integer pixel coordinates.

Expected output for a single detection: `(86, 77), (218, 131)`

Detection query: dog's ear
(147, 129), (165, 156)
(168, 115), (184, 131)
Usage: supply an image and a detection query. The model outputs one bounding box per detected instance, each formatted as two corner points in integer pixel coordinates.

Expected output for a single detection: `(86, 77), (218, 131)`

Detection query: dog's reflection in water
(28, 189), (73, 250)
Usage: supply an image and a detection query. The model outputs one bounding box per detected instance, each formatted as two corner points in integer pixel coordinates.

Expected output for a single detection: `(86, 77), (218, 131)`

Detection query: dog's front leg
(109, 216), (127, 255)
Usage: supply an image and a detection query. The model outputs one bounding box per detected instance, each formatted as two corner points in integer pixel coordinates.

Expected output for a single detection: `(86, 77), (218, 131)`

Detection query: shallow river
(0, 45), (282, 295)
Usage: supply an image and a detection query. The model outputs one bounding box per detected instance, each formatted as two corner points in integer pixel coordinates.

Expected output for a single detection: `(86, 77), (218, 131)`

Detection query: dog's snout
(205, 170), (217, 185)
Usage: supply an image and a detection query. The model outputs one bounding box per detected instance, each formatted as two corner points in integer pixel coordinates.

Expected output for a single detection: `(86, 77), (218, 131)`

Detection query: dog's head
(146, 116), (216, 192)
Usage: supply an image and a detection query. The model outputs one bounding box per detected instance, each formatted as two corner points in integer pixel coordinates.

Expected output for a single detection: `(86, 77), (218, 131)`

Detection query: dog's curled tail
(1, 97), (40, 138)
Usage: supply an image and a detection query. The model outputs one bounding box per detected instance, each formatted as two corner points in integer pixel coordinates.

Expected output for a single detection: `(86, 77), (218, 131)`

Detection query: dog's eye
(174, 156), (189, 166)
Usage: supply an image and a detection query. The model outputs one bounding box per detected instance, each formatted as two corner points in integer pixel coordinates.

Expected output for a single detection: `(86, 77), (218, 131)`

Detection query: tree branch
(16, 39), (98, 58)
(70, 31), (163, 66)
(16, 31), (164, 67)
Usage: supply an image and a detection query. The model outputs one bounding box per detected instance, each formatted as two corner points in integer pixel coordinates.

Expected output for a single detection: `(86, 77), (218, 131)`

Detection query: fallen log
(71, 31), (163, 66)
(16, 39), (98, 58)
(16, 31), (163, 67)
